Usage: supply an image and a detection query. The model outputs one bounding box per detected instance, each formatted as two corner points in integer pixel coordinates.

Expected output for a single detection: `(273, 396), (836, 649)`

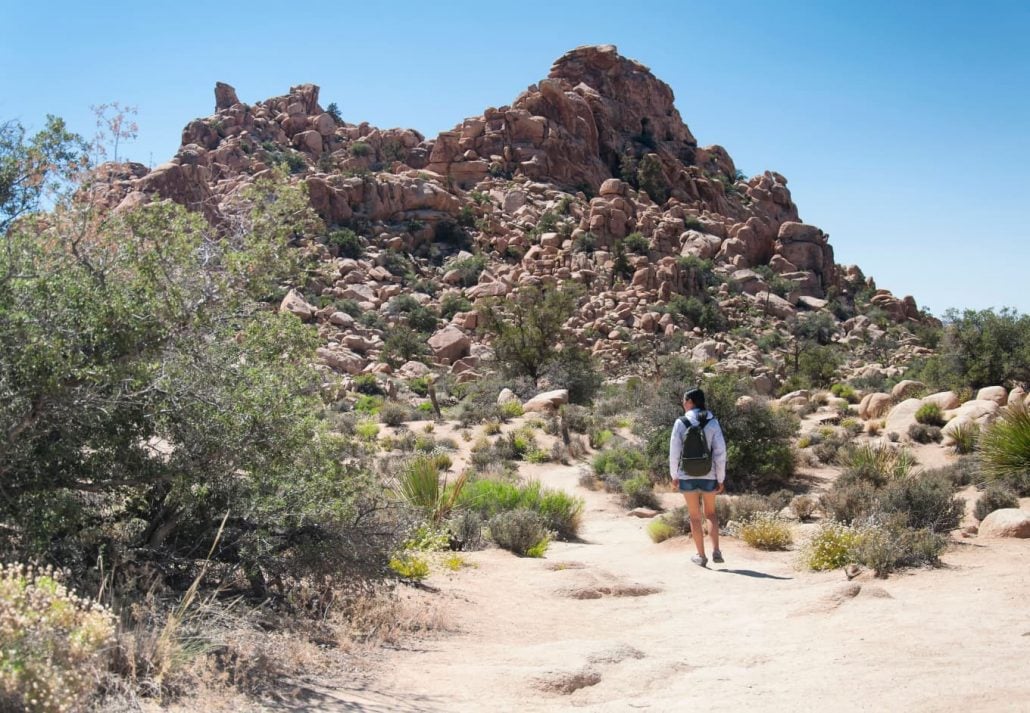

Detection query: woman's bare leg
(702, 490), (720, 553)
(683, 491), (705, 556)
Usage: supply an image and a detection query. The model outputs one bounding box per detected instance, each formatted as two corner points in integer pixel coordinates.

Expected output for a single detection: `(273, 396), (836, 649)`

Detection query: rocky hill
(91, 44), (930, 392)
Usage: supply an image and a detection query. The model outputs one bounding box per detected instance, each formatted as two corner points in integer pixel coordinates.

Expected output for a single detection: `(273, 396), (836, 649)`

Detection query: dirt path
(289, 460), (1030, 713)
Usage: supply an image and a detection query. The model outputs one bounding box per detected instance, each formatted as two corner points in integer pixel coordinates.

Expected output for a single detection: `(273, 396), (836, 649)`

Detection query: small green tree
(477, 283), (581, 383)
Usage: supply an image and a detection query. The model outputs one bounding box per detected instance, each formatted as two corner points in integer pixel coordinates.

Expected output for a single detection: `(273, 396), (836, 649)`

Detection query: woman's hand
(714, 482), (725, 494)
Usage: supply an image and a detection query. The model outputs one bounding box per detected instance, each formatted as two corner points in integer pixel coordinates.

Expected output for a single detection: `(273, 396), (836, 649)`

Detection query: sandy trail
(291, 459), (1030, 713)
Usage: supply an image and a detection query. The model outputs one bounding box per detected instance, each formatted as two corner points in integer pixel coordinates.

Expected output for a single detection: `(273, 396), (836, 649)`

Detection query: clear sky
(3, 0), (1027, 316)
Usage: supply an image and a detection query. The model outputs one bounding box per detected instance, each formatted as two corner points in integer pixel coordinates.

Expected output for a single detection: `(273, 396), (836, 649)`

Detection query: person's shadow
(713, 568), (792, 580)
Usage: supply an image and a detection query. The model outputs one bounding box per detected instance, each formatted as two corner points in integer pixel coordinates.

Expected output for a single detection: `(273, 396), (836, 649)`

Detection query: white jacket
(668, 408), (727, 483)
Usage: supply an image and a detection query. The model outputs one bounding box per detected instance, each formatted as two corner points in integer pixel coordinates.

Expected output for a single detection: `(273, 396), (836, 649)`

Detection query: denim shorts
(678, 478), (717, 493)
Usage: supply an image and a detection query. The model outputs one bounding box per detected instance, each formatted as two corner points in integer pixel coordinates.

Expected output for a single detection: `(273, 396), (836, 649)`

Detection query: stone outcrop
(81, 45), (937, 388)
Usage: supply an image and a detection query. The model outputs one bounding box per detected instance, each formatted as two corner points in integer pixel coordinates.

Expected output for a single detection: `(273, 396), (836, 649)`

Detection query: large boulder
(522, 389), (569, 413)
(884, 398), (923, 438)
(891, 380), (925, 401)
(859, 392), (892, 420)
(922, 390), (961, 410)
(976, 386), (1008, 406)
(978, 509), (1030, 538)
(280, 289), (316, 321)
(427, 325), (470, 364)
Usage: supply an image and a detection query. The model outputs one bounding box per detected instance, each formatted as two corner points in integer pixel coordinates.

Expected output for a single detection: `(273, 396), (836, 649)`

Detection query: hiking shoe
(691, 553), (708, 568)
(712, 549), (724, 564)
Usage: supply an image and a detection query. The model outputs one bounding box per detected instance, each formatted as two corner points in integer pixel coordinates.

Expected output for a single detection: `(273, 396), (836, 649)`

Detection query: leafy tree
(1, 171), (391, 593)
(910, 308), (1030, 390)
(477, 283), (583, 383)
(1, 116), (88, 234)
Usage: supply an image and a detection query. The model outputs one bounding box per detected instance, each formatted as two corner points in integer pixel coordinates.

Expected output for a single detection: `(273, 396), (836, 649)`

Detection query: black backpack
(679, 413), (712, 476)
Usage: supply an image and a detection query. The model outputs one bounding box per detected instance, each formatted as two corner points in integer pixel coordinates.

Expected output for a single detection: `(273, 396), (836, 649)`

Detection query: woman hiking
(669, 387), (727, 567)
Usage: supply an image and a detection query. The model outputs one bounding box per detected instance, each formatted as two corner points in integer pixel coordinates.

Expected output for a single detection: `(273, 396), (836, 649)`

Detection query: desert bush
(499, 400), (524, 419)
(327, 227), (363, 258)
(840, 418), (864, 436)
(730, 494), (777, 523)
(830, 383), (859, 403)
(0, 177), (397, 593)
(739, 514), (793, 550)
(974, 482), (1020, 521)
(457, 480), (583, 539)
(446, 510), (486, 551)
(908, 423), (943, 443)
(525, 448), (551, 464)
(560, 404), (594, 434)
(0, 564), (114, 712)
(388, 553), (429, 580)
(486, 510), (550, 556)
(790, 495), (818, 521)
(978, 403), (1030, 494)
(647, 519), (677, 543)
(922, 456), (981, 489)
(879, 473), (963, 532)
(380, 401), (410, 427)
(397, 456), (468, 524)
(820, 481), (879, 524)
(866, 420), (883, 436)
(353, 373), (385, 396)
(801, 521), (860, 570)
(851, 516), (947, 577)
(948, 421), (981, 455)
(767, 488), (796, 512)
(621, 474), (660, 509)
(592, 446), (647, 477)
(812, 431), (850, 464)
(915, 403), (945, 427)
(838, 444), (916, 487)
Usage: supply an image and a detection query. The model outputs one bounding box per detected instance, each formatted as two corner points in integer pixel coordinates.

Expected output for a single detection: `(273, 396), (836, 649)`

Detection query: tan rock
(1008, 386), (1027, 406)
(859, 393), (893, 420)
(523, 389), (569, 413)
(317, 347), (365, 374)
(922, 390), (960, 410)
(976, 386), (1008, 406)
(884, 398), (923, 438)
(891, 380), (925, 401)
(280, 289), (316, 321)
(978, 509), (1030, 538)
(428, 325), (470, 364)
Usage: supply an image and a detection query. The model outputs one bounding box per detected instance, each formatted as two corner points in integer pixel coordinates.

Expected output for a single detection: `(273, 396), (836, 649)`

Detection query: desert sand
(282, 444), (1030, 713)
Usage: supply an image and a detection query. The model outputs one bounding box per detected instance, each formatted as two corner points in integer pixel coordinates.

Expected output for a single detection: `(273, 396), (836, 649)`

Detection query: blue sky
(3, 0), (1027, 315)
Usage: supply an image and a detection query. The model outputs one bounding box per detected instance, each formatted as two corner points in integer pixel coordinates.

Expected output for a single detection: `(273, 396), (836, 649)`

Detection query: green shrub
(446, 510), (486, 551)
(327, 227), (363, 258)
(801, 521), (860, 570)
(397, 456), (468, 523)
(730, 494), (777, 523)
(908, 423), (943, 444)
(974, 482), (1020, 521)
(623, 232), (650, 254)
(449, 254), (488, 288)
(915, 403), (945, 427)
(486, 510), (550, 556)
(622, 474), (660, 509)
(921, 456), (981, 489)
(499, 400), (524, 420)
(354, 394), (383, 414)
(592, 446), (647, 476)
(739, 514), (793, 550)
(389, 553), (430, 579)
(852, 517), (947, 577)
(830, 383), (859, 403)
(838, 444), (916, 487)
(354, 419), (380, 441)
(408, 376), (431, 397)
(647, 519), (677, 543)
(879, 473), (963, 533)
(350, 141), (372, 157)
(840, 418), (864, 436)
(380, 401), (410, 427)
(820, 480), (878, 524)
(0, 564), (114, 713)
(790, 494), (818, 521)
(978, 403), (1030, 494)
(458, 479), (583, 539)
(949, 421), (981, 455)
(440, 292), (473, 320)
(353, 373), (385, 396)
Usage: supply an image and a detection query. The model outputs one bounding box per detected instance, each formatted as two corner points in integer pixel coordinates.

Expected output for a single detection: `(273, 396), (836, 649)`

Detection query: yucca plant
(979, 403), (1030, 494)
(398, 456), (468, 523)
(839, 443), (916, 487)
(948, 420), (980, 455)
